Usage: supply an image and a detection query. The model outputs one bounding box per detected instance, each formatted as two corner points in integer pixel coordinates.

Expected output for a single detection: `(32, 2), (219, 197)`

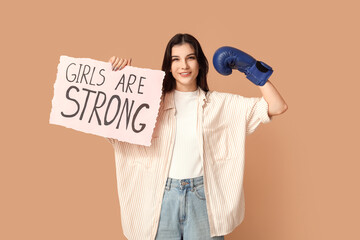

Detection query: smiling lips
(180, 72), (191, 77)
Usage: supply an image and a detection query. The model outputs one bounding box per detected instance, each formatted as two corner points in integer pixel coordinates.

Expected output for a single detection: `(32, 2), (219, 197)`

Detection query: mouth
(179, 72), (191, 77)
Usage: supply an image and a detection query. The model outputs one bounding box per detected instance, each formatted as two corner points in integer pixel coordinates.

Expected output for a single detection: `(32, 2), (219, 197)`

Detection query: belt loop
(165, 178), (171, 191)
(190, 178), (194, 192)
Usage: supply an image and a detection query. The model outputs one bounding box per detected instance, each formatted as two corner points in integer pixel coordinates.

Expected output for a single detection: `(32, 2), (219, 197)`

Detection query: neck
(175, 84), (197, 92)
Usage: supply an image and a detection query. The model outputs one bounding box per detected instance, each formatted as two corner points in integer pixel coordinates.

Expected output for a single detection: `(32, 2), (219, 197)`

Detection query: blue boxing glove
(213, 46), (273, 86)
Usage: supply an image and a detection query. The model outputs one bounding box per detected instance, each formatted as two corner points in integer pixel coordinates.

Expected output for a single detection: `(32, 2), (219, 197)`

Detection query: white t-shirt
(168, 89), (203, 179)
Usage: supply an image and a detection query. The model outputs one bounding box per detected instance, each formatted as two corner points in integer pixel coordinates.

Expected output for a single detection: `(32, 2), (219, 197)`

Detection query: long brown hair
(161, 33), (209, 94)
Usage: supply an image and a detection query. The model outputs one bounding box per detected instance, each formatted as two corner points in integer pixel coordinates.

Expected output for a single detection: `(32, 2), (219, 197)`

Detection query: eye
(172, 58), (178, 61)
(189, 56), (196, 59)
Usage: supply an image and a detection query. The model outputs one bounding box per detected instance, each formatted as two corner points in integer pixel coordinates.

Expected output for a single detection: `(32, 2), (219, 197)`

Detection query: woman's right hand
(106, 56), (132, 145)
(108, 56), (132, 71)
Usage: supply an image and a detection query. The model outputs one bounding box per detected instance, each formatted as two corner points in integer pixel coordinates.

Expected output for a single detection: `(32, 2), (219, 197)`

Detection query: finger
(128, 58), (132, 66)
(108, 56), (116, 63)
(110, 56), (119, 68)
(115, 59), (125, 70)
(113, 57), (121, 70)
(119, 59), (129, 70)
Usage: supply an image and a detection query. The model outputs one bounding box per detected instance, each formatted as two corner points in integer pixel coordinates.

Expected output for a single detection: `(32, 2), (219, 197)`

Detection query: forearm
(258, 80), (288, 116)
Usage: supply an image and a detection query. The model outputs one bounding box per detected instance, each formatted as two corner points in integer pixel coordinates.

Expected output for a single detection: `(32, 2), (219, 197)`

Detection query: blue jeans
(155, 176), (224, 240)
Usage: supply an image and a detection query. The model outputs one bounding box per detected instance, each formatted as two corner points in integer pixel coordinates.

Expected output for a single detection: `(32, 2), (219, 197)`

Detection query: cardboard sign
(50, 56), (165, 146)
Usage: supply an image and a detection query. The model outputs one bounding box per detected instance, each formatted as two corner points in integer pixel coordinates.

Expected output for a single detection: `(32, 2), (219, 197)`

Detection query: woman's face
(171, 43), (199, 92)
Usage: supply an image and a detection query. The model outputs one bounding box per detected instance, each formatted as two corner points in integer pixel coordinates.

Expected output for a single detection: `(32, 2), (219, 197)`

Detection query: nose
(180, 59), (189, 69)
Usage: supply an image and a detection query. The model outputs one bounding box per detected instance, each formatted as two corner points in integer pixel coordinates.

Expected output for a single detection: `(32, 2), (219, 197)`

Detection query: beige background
(1, 0), (359, 239)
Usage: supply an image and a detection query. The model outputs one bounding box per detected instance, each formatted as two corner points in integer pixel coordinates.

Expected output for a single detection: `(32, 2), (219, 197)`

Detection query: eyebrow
(171, 53), (196, 58)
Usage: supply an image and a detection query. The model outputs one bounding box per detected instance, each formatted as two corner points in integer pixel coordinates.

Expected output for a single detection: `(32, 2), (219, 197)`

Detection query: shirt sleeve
(245, 97), (272, 135)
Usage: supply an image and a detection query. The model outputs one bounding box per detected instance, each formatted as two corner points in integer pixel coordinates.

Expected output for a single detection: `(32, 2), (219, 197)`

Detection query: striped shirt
(108, 86), (271, 239)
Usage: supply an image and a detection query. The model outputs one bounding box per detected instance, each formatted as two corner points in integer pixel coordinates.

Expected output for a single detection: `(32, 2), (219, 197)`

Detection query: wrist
(246, 61), (273, 86)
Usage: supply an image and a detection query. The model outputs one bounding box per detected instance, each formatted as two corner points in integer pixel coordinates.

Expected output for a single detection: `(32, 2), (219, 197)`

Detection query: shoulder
(206, 90), (246, 103)
(206, 90), (264, 111)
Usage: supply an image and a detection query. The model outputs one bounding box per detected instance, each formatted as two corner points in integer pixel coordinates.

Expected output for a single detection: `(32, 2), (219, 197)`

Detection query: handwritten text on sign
(49, 56), (165, 146)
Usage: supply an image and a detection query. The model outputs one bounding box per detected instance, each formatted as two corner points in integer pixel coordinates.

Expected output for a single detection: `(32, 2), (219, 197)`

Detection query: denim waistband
(165, 176), (203, 191)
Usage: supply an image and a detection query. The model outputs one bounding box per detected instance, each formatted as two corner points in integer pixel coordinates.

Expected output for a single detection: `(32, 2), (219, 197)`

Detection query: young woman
(108, 33), (287, 240)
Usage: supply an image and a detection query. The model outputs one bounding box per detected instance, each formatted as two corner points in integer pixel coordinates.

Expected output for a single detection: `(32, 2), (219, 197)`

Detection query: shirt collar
(162, 86), (209, 111)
